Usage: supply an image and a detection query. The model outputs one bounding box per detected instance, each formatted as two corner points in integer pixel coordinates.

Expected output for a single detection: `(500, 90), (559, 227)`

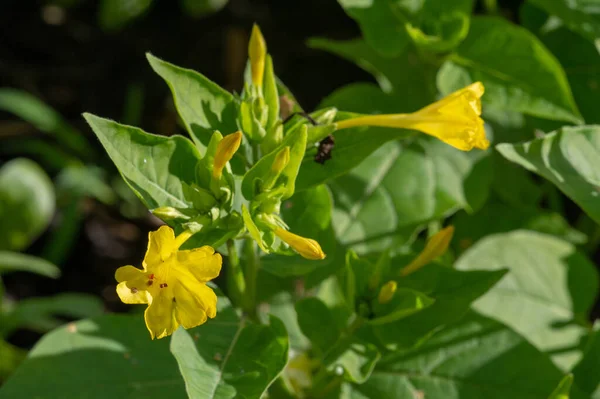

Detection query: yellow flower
(377, 280), (397, 304)
(213, 131), (242, 180)
(335, 82), (489, 151)
(115, 225), (222, 339)
(274, 228), (326, 260)
(249, 24), (267, 87)
(399, 226), (454, 277)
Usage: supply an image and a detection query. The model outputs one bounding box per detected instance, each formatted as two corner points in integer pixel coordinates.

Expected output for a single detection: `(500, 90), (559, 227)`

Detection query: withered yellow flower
(377, 280), (397, 304)
(213, 131), (242, 180)
(400, 226), (454, 277)
(274, 228), (326, 260)
(115, 225), (222, 339)
(249, 24), (267, 87)
(336, 82), (489, 151)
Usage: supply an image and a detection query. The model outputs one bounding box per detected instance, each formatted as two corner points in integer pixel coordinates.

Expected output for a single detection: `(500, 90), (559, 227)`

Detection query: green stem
(242, 238), (259, 320)
(226, 239), (246, 308)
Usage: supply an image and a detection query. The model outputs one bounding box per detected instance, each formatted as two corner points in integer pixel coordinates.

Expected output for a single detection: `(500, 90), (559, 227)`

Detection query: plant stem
(226, 239), (245, 308)
(242, 238), (259, 320)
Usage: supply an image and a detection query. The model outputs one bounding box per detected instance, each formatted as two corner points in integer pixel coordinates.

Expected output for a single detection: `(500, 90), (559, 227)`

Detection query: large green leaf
(84, 113), (201, 210)
(456, 231), (599, 370)
(353, 311), (588, 399)
(0, 251), (60, 278)
(0, 158), (55, 251)
(530, 0), (600, 44)
(327, 139), (476, 254)
(147, 54), (238, 150)
(170, 316), (288, 399)
(572, 324), (600, 398)
(0, 296), (288, 399)
(372, 265), (507, 348)
(497, 126), (600, 225)
(438, 16), (582, 124)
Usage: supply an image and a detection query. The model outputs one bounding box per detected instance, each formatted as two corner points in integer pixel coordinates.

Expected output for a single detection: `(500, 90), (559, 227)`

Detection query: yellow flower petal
(143, 225), (176, 268)
(173, 282), (217, 328)
(400, 226), (455, 277)
(144, 291), (179, 340)
(115, 265), (145, 283)
(176, 246), (223, 282)
(213, 131), (243, 180)
(336, 82), (489, 151)
(116, 281), (150, 304)
(274, 228), (326, 260)
(115, 225), (221, 339)
(249, 24), (267, 87)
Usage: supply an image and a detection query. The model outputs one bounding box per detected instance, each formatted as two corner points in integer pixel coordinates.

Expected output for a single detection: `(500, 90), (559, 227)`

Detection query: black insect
(281, 111), (335, 164)
(315, 135), (335, 165)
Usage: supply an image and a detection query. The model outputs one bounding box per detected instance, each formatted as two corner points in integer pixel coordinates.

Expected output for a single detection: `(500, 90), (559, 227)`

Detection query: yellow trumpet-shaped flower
(274, 228), (326, 260)
(115, 225), (222, 339)
(272, 146), (290, 174)
(377, 280), (397, 304)
(213, 131), (242, 180)
(249, 24), (267, 87)
(336, 82), (489, 151)
(400, 226), (454, 277)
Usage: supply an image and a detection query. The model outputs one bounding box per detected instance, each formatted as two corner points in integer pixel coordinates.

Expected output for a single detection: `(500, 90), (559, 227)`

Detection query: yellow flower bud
(336, 82), (488, 151)
(272, 146), (290, 174)
(400, 226), (455, 277)
(249, 24), (267, 88)
(274, 228), (325, 260)
(212, 131), (242, 180)
(377, 280), (397, 304)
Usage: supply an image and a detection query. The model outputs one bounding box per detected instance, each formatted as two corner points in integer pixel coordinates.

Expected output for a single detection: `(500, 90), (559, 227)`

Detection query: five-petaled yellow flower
(336, 82), (489, 151)
(115, 225), (222, 339)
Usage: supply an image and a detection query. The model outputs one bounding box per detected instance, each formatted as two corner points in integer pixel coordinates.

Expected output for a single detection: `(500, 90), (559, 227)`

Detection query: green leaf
(329, 338), (380, 384)
(336, 0), (473, 55)
(571, 323), (600, 398)
(309, 38), (436, 104)
(296, 297), (341, 353)
(549, 374), (574, 399)
(372, 265), (507, 348)
(0, 251), (60, 278)
(98, 0), (153, 31)
(0, 297), (288, 399)
(497, 126), (600, 225)
(0, 158), (55, 251)
(539, 26), (600, 125)
(326, 139), (475, 254)
(1, 293), (104, 337)
(171, 316), (288, 399)
(456, 231), (599, 370)
(453, 203), (587, 251)
(530, 0), (600, 44)
(83, 113), (201, 210)
(354, 311), (587, 399)
(146, 53), (238, 150)
(0, 89), (93, 157)
(336, 0), (410, 57)
(438, 16), (582, 124)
